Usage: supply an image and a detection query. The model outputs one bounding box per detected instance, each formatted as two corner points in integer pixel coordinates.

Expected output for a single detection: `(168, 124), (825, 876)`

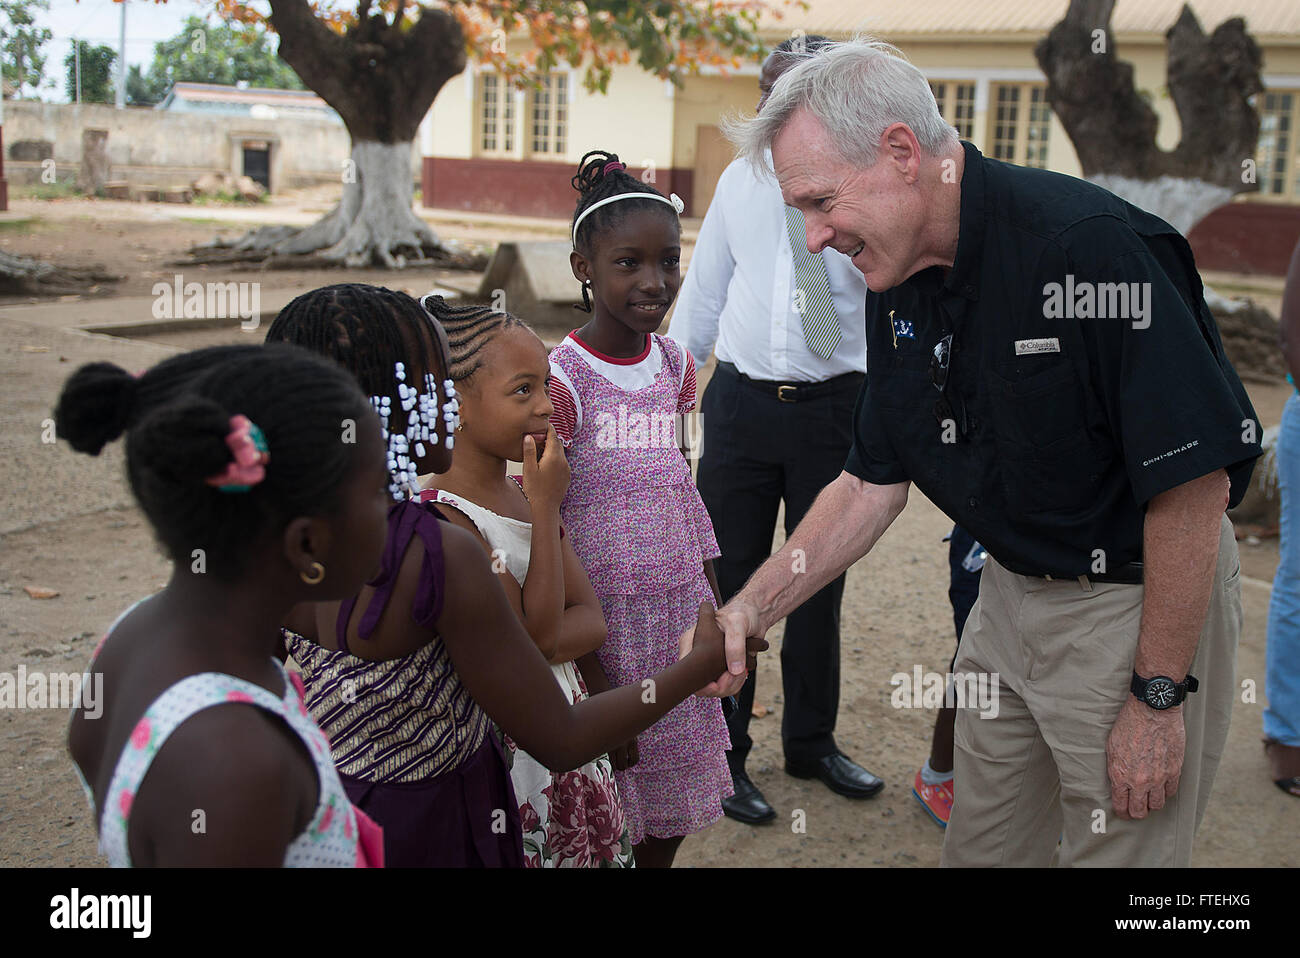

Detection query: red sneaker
(912, 767), (954, 828)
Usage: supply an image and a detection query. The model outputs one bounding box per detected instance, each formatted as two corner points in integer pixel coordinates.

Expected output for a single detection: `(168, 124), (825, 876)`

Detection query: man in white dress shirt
(669, 36), (884, 823)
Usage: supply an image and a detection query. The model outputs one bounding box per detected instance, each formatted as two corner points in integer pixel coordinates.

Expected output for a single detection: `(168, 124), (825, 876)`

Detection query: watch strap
(1131, 671), (1199, 708)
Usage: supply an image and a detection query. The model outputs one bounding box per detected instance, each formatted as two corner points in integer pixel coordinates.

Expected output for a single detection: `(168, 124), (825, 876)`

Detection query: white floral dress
(427, 486), (635, 867)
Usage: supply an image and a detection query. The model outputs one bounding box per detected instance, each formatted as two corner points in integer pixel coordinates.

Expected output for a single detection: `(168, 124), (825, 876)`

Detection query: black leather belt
(716, 360), (864, 403)
(1037, 562), (1144, 585)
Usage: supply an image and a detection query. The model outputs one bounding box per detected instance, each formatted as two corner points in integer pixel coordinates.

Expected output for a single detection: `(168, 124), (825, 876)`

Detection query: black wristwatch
(1131, 671), (1199, 710)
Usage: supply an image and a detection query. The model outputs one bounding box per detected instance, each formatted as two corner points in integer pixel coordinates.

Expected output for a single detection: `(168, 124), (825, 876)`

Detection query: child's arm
(576, 651), (639, 770)
(438, 523), (767, 771)
(299, 500), (766, 772)
(521, 494), (566, 661)
(438, 501), (601, 664)
(516, 424), (567, 660)
(546, 536), (607, 663)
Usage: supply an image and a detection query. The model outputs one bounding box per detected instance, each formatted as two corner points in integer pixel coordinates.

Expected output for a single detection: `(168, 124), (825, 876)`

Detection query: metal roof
(164, 82), (329, 108)
(755, 0), (1300, 40)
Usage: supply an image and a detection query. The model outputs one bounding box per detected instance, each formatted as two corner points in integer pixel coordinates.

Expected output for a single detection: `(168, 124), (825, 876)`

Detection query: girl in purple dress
(547, 151), (733, 867)
(267, 284), (756, 867)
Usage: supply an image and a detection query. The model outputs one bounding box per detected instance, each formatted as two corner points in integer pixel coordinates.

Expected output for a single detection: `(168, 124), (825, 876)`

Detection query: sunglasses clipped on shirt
(930, 332), (969, 439)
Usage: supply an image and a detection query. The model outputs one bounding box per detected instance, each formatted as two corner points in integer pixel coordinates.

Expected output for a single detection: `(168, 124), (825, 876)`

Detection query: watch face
(1146, 678), (1177, 709)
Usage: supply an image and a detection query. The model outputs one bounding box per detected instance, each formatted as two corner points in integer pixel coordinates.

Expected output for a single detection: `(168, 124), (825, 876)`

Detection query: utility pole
(1, 90), (8, 211)
(116, 1), (127, 109)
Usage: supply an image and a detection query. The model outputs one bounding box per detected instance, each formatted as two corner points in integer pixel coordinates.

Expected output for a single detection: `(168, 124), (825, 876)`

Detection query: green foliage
(130, 15), (304, 105)
(15, 179), (78, 200)
(64, 41), (116, 104)
(0, 0), (52, 97)
(192, 189), (269, 206)
(125, 64), (159, 106)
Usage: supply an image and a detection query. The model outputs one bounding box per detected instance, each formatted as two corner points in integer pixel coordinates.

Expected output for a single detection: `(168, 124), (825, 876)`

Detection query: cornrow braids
(570, 149), (680, 312)
(266, 283), (458, 500)
(55, 344), (372, 581)
(420, 294), (527, 384)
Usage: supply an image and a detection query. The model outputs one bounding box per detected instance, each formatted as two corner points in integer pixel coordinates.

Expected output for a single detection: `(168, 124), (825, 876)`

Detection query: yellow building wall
(672, 73), (761, 169)
(422, 67), (473, 160)
(421, 31), (1300, 205)
(422, 47), (679, 170)
(573, 62), (677, 169)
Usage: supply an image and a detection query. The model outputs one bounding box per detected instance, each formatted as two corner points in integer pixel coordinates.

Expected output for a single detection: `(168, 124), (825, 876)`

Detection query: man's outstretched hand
(679, 599), (765, 697)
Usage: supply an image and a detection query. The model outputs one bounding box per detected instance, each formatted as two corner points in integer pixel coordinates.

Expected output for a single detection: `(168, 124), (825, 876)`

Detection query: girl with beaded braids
(551, 149), (731, 867)
(58, 344), (388, 867)
(266, 283), (765, 867)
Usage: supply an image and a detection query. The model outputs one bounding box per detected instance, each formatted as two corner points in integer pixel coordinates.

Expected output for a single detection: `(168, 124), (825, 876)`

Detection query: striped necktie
(784, 205), (843, 360)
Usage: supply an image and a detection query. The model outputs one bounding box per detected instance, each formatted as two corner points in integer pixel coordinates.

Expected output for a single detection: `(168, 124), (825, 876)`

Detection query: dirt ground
(0, 193), (1296, 868)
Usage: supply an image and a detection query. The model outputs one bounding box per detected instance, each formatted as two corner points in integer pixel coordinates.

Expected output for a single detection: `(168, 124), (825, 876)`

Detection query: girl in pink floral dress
(548, 150), (732, 868)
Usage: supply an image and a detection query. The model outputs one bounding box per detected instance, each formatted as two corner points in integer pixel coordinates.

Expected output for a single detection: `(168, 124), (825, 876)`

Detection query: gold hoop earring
(300, 561), (325, 585)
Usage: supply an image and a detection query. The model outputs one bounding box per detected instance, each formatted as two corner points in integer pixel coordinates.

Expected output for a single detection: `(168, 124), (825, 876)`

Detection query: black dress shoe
(722, 768), (777, 824)
(785, 752), (885, 799)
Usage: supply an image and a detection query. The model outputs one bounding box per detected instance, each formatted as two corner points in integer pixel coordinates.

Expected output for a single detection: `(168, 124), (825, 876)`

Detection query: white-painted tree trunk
(1087, 173), (1233, 238)
(231, 140), (441, 268)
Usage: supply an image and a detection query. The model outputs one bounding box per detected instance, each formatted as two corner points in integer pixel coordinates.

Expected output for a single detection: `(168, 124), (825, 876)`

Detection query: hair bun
(54, 362), (141, 455)
(130, 395), (234, 487)
(571, 149), (623, 195)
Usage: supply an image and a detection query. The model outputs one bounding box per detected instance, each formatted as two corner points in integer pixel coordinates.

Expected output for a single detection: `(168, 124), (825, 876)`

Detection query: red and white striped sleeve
(676, 343), (699, 414)
(547, 359), (581, 446)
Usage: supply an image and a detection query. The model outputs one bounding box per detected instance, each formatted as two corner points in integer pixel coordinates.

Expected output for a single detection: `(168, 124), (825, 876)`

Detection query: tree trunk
(1035, 0), (1262, 234)
(77, 129), (110, 196)
(0, 249), (119, 296)
(218, 141), (437, 268)
(191, 0), (471, 269)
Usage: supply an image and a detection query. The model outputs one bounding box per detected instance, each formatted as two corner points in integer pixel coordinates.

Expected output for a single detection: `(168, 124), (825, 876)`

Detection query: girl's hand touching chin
(522, 422), (569, 511)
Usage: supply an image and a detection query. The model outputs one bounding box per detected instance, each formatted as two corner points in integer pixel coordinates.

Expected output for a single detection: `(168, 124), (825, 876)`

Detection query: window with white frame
(478, 72), (515, 156)
(929, 81), (976, 140)
(988, 82), (1051, 169)
(1258, 89), (1299, 201)
(530, 73), (568, 156)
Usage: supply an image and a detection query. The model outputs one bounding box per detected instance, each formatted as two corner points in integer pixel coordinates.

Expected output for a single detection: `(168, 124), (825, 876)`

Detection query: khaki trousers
(940, 513), (1241, 867)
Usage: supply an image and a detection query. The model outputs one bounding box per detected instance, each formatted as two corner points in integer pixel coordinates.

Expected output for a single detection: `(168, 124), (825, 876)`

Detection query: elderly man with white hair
(681, 36), (1261, 867)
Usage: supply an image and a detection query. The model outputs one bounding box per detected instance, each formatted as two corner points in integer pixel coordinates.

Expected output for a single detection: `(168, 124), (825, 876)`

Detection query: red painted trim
(1188, 202), (1300, 277)
(567, 330), (651, 365)
(422, 156), (694, 221)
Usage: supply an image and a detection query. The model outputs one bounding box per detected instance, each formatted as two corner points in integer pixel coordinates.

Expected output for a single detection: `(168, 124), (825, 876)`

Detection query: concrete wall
(4, 101), (421, 192)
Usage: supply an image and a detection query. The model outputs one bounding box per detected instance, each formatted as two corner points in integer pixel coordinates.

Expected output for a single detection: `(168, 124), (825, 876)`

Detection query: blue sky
(28, 0), (222, 101)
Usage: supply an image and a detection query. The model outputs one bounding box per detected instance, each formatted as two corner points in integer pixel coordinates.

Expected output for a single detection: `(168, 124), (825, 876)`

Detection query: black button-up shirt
(844, 142), (1262, 577)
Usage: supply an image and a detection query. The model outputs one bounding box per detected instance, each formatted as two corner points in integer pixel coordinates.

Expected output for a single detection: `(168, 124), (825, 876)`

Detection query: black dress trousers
(697, 361), (864, 769)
